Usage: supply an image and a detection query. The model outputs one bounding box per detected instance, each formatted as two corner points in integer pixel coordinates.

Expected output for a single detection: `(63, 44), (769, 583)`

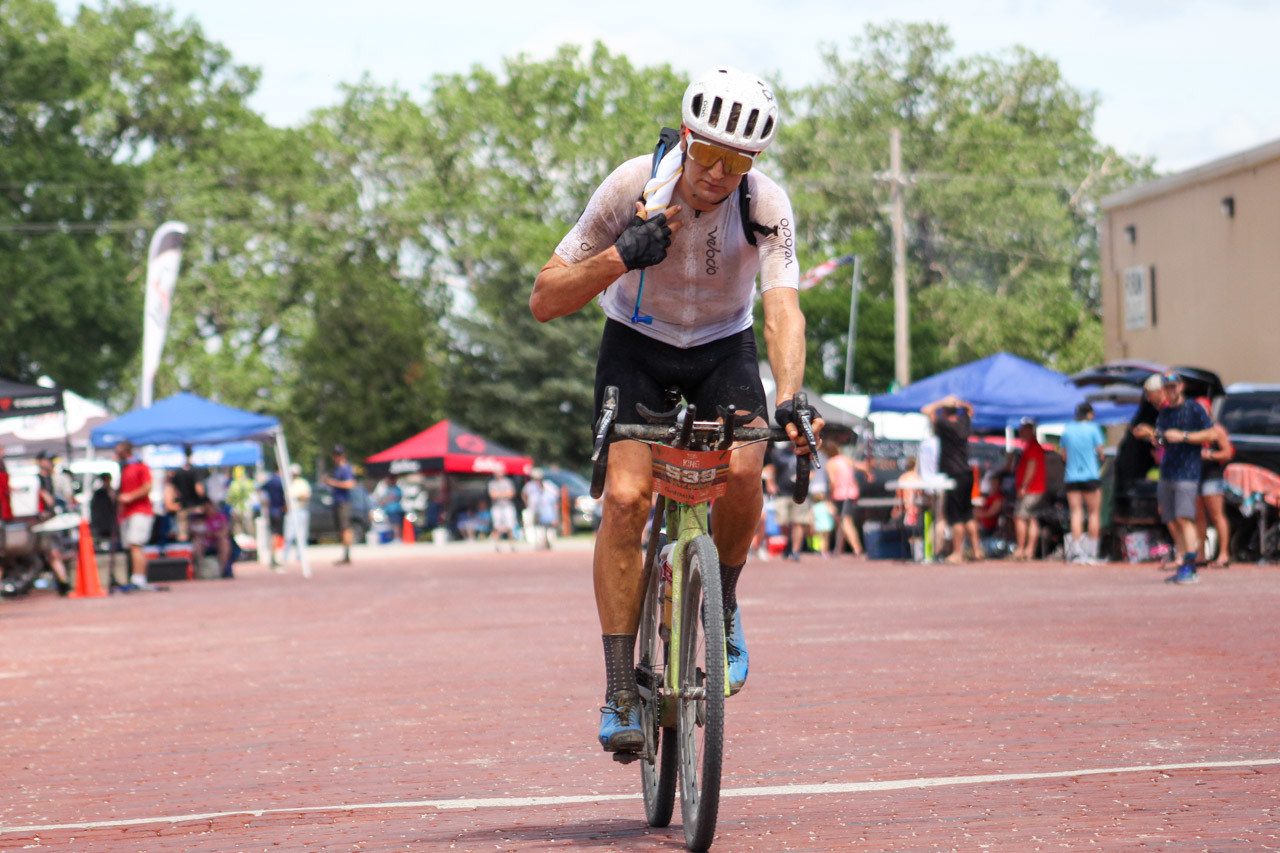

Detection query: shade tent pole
(273, 428), (310, 579)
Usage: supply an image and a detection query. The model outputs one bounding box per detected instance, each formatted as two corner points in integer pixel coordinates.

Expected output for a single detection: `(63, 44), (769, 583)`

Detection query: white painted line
(3, 757), (1278, 835)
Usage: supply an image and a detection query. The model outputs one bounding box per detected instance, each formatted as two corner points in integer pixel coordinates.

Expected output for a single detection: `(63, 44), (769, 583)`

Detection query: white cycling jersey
(554, 155), (799, 349)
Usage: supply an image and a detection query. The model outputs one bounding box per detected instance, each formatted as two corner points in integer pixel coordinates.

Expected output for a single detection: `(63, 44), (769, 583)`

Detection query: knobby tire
(678, 534), (725, 852)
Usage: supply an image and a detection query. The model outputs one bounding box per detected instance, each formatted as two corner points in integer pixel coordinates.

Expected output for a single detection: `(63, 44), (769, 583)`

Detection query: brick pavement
(2, 546), (1278, 850)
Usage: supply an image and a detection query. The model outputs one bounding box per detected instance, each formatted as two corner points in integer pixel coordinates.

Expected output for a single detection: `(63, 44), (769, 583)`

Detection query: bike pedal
(611, 751), (642, 764)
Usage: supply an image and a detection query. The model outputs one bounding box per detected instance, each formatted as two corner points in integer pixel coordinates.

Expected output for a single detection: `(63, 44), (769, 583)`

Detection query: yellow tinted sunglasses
(686, 136), (756, 175)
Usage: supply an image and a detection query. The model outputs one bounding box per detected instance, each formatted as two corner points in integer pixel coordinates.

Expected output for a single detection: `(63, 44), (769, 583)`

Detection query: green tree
(0, 0), (259, 396)
(779, 23), (1154, 391)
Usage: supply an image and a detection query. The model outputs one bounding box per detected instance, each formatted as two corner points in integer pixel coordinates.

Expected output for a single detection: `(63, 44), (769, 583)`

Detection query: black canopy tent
(0, 377), (69, 461)
(0, 378), (64, 420)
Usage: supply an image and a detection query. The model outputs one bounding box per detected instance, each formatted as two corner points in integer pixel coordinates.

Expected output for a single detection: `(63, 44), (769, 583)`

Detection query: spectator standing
(227, 466), (256, 537)
(536, 475), (561, 549)
(260, 470), (286, 569)
(1196, 406), (1235, 569)
(1117, 374), (1167, 489)
(34, 452), (64, 514)
(1012, 418), (1048, 560)
(379, 475), (405, 539)
(115, 441), (155, 588)
(1148, 373), (1216, 584)
(921, 396), (984, 563)
(487, 471), (518, 550)
(205, 467), (230, 511)
(821, 440), (867, 557)
(89, 473), (129, 590)
(52, 459), (76, 509)
(1061, 403), (1106, 563)
(325, 445), (356, 565)
(521, 471), (543, 543)
(764, 441), (812, 561)
(168, 445), (205, 542)
(285, 463), (311, 562)
(811, 483), (835, 557)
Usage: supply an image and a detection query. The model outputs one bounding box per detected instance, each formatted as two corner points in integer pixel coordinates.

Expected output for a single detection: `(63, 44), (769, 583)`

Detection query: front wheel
(638, 534), (677, 826)
(677, 534), (725, 852)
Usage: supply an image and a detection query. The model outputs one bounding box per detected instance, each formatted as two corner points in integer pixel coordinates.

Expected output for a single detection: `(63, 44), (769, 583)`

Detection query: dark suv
(1218, 384), (1280, 475)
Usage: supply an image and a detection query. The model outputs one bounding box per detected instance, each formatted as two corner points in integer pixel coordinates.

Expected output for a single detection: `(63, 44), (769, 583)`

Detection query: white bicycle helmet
(681, 67), (779, 153)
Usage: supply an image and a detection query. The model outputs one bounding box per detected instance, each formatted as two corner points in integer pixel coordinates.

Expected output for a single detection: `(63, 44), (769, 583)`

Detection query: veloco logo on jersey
(705, 227), (721, 276)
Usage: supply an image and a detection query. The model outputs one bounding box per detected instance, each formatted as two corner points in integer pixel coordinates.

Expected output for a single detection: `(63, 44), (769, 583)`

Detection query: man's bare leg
(593, 440), (653, 752)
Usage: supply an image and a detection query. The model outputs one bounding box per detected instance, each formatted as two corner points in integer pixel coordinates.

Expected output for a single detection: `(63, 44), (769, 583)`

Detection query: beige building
(1100, 138), (1280, 384)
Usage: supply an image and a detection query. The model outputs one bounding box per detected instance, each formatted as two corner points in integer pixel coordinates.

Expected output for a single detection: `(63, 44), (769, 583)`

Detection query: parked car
(308, 484), (373, 543)
(1218, 383), (1280, 476)
(541, 467), (603, 531)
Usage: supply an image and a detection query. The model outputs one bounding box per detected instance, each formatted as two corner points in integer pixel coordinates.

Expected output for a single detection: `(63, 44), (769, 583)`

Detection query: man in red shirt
(1012, 418), (1047, 560)
(115, 441), (155, 587)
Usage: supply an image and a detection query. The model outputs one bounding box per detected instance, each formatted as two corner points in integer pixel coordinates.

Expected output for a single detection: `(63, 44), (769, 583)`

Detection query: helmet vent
(691, 93), (703, 118)
(743, 109), (759, 137)
(725, 102), (742, 134)
(709, 96), (723, 126)
(761, 115), (774, 140)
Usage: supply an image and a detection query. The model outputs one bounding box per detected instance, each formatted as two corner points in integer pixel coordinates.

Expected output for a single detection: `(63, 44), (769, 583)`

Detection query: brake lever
(794, 392), (822, 470)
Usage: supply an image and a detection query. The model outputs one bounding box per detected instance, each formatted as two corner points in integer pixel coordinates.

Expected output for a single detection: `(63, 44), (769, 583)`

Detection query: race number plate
(650, 445), (731, 503)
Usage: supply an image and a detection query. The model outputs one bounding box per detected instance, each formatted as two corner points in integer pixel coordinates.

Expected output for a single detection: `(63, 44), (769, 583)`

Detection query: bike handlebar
(590, 387), (814, 504)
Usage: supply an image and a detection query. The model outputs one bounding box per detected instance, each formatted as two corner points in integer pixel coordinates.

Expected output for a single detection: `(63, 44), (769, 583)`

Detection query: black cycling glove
(615, 213), (673, 270)
(774, 399), (820, 431)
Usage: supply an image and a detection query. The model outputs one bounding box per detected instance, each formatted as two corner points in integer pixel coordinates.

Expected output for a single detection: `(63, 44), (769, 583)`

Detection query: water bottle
(658, 543), (675, 639)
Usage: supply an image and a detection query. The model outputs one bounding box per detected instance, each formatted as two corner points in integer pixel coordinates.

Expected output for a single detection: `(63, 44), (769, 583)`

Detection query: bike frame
(663, 498), (721, 709)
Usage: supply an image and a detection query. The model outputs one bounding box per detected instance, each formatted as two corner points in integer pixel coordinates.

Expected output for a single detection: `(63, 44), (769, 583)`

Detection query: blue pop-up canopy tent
(91, 392), (279, 447)
(868, 353), (1136, 430)
(90, 392), (311, 577)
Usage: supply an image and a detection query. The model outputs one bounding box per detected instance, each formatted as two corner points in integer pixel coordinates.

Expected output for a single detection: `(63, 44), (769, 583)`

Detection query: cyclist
(531, 67), (822, 754)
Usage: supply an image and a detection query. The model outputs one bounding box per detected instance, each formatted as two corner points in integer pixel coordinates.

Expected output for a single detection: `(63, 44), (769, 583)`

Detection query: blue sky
(60, 0), (1280, 173)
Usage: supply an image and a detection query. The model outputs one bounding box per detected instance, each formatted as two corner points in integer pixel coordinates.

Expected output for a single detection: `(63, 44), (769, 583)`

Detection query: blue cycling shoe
(598, 689), (644, 752)
(726, 606), (749, 695)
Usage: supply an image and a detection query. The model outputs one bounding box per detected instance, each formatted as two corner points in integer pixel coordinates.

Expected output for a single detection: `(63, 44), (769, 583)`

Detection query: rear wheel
(677, 534), (725, 852)
(638, 535), (677, 826)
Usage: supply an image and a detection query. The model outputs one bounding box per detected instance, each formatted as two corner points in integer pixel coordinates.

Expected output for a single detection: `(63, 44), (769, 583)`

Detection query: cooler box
(143, 544), (193, 582)
(863, 522), (907, 560)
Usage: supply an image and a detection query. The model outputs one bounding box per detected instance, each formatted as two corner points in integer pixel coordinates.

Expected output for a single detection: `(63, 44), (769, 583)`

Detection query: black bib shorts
(593, 319), (767, 431)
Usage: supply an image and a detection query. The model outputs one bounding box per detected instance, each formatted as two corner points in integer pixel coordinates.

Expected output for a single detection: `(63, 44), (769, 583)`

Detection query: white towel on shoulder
(641, 143), (683, 218)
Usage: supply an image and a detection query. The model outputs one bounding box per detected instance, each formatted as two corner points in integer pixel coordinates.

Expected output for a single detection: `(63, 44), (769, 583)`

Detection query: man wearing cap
(1145, 373), (1215, 583)
(921, 396), (984, 563)
(1118, 373), (1168, 490)
(1012, 418), (1047, 560)
(325, 445), (356, 565)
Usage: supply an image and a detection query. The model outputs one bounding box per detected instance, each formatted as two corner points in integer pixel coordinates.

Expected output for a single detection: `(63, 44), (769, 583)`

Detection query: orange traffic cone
(70, 518), (106, 599)
(402, 517), (415, 543)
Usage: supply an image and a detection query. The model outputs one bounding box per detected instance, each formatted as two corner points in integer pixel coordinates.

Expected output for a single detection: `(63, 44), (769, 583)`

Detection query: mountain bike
(590, 385), (816, 851)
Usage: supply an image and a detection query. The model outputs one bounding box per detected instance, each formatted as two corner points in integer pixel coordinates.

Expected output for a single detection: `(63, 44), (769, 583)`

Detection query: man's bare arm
(531, 201), (682, 322)
(762, 287), (824, 449)
(762, 287), (805, 408)
(530, 251), (628, 322)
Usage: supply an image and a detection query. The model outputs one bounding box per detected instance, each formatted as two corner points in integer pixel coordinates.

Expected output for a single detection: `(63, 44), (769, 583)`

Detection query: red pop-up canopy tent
(365, 420), (533, 477)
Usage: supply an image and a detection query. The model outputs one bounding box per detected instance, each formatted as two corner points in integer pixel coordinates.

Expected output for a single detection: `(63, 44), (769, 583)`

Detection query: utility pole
(842, 255), (861, 394)
(887, 128), (909, 387)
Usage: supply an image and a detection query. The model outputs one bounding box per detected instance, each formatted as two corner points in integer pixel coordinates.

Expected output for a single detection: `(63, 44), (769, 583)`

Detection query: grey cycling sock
(721, 560), (746, 613)
(602, 633), (637, 701)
